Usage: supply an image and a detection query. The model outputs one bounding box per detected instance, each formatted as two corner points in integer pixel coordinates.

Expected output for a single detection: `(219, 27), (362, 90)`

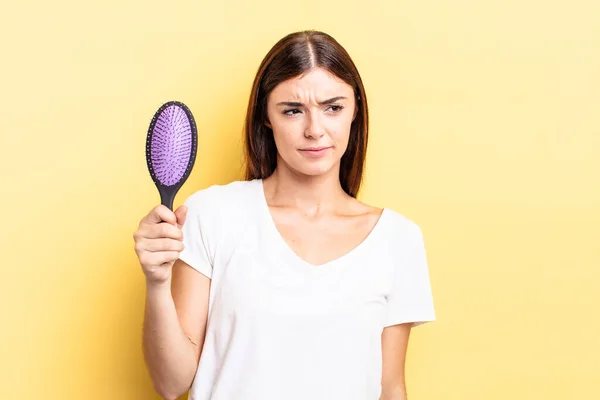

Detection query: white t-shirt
(178, 179), (436, 400)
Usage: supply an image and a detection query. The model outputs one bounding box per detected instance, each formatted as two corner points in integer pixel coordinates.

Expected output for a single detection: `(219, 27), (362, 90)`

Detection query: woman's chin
(277, 153), (340, 178)
(293, 161), (338, 177)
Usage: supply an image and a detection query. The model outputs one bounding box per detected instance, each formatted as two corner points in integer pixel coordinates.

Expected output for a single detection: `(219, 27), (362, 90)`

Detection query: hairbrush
(145, 100), (197, 211)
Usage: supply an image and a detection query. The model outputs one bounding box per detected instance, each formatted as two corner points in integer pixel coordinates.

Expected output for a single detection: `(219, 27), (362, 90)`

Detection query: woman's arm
(380, 323), (412, 400)
(142, 259), (210, 400)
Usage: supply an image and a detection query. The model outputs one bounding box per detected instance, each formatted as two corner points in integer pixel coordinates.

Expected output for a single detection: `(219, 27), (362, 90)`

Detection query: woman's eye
(282, 105), (344, 116)
(328, 105), (344, 113)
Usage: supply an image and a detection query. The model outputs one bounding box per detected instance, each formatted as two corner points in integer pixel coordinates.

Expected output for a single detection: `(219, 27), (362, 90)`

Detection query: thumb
(175, 205), (188, 229)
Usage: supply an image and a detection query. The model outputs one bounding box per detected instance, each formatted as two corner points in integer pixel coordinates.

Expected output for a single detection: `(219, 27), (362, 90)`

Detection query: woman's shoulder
(352, 198), (424, 248)
(378, 206), (425, 246)
(353, 198), (421, 235)
(183, 179), (258, 215)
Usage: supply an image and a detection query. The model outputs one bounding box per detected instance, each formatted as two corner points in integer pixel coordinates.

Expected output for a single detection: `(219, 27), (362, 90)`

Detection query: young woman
(134, 30), (436, 400)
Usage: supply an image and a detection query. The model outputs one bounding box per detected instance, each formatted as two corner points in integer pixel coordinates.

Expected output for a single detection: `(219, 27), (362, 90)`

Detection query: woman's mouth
(298, 146), (333, 158)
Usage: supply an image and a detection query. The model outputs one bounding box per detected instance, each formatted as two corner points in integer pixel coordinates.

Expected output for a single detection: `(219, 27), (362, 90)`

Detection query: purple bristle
(150, 105), (193, 186)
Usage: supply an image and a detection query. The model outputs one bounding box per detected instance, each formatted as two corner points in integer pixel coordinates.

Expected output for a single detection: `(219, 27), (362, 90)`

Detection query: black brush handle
(156, 182), (181, 212)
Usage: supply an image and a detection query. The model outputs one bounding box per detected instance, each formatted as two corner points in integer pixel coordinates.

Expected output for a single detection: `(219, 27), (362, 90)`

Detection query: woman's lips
(298, 146), (333, 158)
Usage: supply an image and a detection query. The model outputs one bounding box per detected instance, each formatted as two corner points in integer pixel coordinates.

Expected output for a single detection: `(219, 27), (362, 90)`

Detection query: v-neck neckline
(254, 178), (388, 268)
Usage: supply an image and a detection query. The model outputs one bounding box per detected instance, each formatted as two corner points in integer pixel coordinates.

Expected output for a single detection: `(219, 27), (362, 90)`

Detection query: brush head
(145, 101), (197, 209)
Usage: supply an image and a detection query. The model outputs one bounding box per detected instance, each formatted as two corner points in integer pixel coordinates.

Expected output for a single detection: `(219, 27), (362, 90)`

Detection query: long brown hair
(243, 30), (369, 198)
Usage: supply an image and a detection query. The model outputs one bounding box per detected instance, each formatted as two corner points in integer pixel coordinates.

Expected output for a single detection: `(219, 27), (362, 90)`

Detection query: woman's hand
(133, 204), (188, 286)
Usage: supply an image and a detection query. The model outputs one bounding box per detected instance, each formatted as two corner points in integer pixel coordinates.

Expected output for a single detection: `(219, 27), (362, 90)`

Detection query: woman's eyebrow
(276, 96), (347, 107)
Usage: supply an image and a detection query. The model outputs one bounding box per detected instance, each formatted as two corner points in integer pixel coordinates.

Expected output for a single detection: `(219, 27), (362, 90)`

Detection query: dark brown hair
(243, 30), (369, 198)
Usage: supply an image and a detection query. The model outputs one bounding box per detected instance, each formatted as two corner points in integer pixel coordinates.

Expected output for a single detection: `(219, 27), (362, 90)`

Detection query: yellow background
(1, 0), (598, 398)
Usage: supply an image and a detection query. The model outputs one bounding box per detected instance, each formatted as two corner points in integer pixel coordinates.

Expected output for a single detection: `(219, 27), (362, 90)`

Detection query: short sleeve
(177, 192), (215, 279)
(384, 224), (436, 328)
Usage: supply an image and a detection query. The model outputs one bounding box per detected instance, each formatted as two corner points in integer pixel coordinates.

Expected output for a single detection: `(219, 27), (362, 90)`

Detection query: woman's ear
(265, 119), (272, 129)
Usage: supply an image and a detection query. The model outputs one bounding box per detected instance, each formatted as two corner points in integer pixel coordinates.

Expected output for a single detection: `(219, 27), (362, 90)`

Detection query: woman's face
(265, 67), (357, 177)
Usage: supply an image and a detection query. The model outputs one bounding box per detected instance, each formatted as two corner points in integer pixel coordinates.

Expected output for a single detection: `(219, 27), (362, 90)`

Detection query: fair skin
(138, 66), (411, 399)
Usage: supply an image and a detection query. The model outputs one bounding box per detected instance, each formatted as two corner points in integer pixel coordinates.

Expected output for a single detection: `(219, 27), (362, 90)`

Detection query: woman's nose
(304, 113), (326, 139)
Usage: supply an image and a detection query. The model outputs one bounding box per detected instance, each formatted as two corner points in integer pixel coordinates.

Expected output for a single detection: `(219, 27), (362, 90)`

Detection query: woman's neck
(262, 164), (350, 216)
